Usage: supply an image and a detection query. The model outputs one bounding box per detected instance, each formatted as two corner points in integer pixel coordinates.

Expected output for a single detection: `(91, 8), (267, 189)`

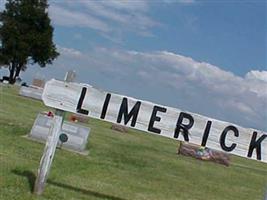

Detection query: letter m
(117, 98), (141, 127)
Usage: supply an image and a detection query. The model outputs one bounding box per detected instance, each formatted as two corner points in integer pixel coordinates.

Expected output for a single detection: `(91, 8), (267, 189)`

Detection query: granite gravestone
(19, 86), (43, 100)
(29, 113), (90, 152)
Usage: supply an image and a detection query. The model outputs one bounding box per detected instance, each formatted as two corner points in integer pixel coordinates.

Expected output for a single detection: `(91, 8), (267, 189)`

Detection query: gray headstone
(29, 114), (90, 152)
(19, 86), (43, 100)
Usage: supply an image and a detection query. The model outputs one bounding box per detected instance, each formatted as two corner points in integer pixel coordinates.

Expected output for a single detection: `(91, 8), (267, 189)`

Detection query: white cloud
(49, 5), (110, 32)
(0, 1), (5, 11)
(57, 45), (83, 58)
(73, 33), (83, 40)
(245, 70), (267, 83)
(163, 0), (196, 3)
(81, 1), (158, 31)
(0, 0), (190, 41)
(99, 0), (149, 12)
(244, 70), (267, 98)
(49, 1), (159, 38)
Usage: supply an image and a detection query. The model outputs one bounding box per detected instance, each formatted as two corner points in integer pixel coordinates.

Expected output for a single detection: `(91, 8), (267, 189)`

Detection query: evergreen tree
(0, 0), (59, 84)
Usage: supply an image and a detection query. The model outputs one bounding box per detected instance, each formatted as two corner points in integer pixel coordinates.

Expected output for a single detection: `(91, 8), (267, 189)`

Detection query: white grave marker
(19, 86), (43, 100)
(30, 113), (90, 152)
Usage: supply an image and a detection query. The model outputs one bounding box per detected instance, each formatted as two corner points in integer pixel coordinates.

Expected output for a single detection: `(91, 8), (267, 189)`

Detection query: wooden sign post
(34, 110), (64, 195)
(34, 72), (76, 195)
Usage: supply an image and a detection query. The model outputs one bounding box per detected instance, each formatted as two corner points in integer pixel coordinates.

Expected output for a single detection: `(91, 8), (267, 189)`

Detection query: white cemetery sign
(41, 79), (267, 163)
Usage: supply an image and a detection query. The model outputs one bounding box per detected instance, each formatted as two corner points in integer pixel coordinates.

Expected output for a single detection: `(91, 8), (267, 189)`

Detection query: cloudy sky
(0, 0), (266, 132)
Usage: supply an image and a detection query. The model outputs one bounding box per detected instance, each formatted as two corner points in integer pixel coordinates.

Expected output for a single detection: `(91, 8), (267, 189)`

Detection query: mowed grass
(0, 84), (266, 200)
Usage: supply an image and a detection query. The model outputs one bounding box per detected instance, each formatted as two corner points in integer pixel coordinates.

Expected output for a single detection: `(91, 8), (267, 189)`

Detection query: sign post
(34, 110), (64, 195)
(34, 72), (76, 195)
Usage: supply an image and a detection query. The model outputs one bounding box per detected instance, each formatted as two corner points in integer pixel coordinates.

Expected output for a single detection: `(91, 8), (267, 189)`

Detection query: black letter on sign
(100, 93), (111, 119)
(148, 106), (167, 134)
(117, 98), (141, 127)
(76, 87), (89, 115)
(201, 120), (212, 147)
(247, 131), (267, 160)
(220, 125), (239, 152)
(174, 112), (194, 142)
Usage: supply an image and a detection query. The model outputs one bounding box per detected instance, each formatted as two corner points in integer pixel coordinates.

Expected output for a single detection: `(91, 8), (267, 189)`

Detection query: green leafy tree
(0, 0), (59, 84)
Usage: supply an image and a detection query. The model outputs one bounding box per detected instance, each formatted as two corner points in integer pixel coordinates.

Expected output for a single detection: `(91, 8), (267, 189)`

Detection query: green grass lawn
(0, 84), (267, 200)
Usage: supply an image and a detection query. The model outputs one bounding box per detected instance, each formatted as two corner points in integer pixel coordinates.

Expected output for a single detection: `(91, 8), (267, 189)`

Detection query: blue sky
(0, 0), (266, 132)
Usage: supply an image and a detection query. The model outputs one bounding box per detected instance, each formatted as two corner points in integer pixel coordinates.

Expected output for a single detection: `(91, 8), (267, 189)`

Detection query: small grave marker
(19, 86), (43, 100)
(29, 113), (90, 152)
